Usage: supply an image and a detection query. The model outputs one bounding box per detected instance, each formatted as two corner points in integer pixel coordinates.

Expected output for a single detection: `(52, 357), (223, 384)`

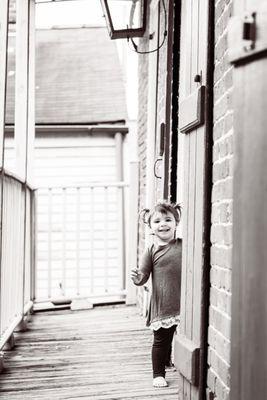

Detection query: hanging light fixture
(100, 0), (147, 40)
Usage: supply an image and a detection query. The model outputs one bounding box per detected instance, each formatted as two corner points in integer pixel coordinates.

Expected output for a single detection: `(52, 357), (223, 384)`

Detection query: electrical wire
(128, 0), (167, 55)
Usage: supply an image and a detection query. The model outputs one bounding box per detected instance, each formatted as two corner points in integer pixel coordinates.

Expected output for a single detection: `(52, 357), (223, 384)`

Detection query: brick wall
(137, 27), (149, 262)
(136, 7), (150, 309)
(136, 1), (169, 308)
(207, 1), (234, 399)
(137, 0), (168, 250)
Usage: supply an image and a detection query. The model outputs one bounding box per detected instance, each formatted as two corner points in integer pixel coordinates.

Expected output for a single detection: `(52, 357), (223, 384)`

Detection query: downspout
(199, 1), (214, 399)
(163, 0), (174, 200)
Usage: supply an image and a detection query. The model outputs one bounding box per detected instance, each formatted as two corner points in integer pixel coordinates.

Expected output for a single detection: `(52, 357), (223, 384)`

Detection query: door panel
(174, 0), (211, 399)
(229, 1), (267, 399)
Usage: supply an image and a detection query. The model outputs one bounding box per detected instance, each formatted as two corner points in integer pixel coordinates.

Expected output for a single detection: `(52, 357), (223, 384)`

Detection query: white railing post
(31, 190), (36, 302)
(0, 175), (34, 349)
(115, 132), (126, 291)
(76, 187), (81, 295)
(126, 161), (139, 305)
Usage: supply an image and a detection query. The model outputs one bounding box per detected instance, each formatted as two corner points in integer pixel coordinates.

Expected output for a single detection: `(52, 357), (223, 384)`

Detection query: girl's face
(150, 211), (177, 244)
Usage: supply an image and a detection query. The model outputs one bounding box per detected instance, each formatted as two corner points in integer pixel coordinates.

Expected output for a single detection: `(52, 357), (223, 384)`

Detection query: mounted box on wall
(179, 85), (206, 134)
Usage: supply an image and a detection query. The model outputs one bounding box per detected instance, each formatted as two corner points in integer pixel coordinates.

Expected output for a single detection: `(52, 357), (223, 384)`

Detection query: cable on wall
(128, 0), (167, 54)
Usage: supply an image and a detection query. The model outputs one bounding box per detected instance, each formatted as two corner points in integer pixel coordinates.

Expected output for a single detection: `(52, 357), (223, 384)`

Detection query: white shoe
(153, 376), (168, 387)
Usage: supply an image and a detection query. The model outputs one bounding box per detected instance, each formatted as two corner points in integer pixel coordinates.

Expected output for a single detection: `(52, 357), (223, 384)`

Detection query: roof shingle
(6, 27), (127, 125)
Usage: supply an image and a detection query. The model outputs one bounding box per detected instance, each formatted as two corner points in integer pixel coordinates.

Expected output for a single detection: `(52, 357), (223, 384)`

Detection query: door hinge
(242, 13), (256, 50)
(228, 7), (267, 65)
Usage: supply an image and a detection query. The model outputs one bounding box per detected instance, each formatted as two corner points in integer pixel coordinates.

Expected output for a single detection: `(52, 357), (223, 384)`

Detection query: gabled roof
(6, 27), (127, 125)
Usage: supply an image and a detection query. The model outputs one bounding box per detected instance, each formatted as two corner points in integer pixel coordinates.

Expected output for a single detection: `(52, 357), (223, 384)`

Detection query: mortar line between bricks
(213, 109), (233, 123)
(211, 198), (233, 205)
(210, 283), (232, 296)
(213, 68), (233, 86)
(211, 264), (232, 272)
(212, 176), (233, 185)
(208, 366), (231, 390)
(211, 221), (232, 227)
(213, 90), (233, 108)
(213, 130), (234, 143)
(210, 304), (231, 320)
(209, 325), (231, 343)
(211, 243), (233, 250)
(209, 347), (230, 369)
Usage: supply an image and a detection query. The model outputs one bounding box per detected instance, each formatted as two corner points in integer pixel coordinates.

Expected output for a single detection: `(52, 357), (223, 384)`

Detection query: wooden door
(173, 0), (213, 399)
(228, 1), (267, 399)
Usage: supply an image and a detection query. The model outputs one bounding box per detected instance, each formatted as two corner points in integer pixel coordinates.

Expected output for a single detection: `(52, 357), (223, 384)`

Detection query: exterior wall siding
(207, 1), (234, 399)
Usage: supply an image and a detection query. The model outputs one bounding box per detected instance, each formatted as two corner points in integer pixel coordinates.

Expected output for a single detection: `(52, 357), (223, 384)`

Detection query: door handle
(154, 158), (162, 179)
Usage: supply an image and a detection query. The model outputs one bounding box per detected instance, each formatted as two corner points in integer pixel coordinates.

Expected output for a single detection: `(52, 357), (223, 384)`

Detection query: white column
(0, 0), (9, 169)
(126, 161), (139, 305)
(15, 0), (35, 182)
(27, 0), (35, 184)
(115, 132), (126, 290)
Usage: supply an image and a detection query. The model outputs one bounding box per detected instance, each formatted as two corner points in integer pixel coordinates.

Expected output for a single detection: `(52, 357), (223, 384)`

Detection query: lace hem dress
(133, 238), (182, 329)
(149, 314), (180, 331)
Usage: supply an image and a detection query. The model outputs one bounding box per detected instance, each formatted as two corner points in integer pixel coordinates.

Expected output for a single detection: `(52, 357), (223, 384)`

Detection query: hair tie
(139, 208), (150, 224)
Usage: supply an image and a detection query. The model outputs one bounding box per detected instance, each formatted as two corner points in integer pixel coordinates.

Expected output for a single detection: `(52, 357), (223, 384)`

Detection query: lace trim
(150, 315), (180, 331)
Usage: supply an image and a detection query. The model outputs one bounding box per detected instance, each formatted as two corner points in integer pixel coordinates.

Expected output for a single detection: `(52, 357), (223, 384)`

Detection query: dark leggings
(152, 325), (177, 378)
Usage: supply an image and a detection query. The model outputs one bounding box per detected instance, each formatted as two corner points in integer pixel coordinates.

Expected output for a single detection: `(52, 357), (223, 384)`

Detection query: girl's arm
(130, 247), (153, 286)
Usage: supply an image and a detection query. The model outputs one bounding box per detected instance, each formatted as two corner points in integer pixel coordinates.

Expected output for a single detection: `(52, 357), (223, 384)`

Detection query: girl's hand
(130, 268), (141, 284)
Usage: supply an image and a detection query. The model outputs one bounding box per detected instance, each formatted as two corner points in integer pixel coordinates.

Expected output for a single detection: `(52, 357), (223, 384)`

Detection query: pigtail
(173, 203), (182, 222)
(139, 208), (150, 225)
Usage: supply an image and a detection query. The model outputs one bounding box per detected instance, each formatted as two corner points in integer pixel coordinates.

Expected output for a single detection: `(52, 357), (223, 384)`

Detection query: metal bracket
(153, 158), (162, 179)
(242, 12), (256, 51)
(228, 6), (267, 64)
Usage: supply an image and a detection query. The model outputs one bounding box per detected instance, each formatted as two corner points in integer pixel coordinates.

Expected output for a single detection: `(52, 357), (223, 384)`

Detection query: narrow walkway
(0, 305), (179, 399)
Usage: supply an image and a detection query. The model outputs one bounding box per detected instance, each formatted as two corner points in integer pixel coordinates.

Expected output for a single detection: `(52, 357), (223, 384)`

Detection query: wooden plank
(75, 187), (81, 295)
(177, 3), (191, 396)
(0, 306), (179, 399)
(90, 187), (95, 294)
(47, 189), (52, 298)
(175, 0), (211, 398)
(228, 5), (267, 64)
(230, 2), (267, 396)
(174, 334), (200, 385)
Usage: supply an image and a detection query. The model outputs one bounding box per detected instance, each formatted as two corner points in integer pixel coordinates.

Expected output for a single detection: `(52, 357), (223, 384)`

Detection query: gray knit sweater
(134, 238), (182, 327)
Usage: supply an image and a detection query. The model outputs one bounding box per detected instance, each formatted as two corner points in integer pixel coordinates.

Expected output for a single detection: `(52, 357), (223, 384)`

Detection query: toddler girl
(131, 201), (182, 388)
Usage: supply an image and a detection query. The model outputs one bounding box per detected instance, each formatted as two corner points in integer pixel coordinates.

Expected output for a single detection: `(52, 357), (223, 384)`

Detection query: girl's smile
(150, 211), (177, 244)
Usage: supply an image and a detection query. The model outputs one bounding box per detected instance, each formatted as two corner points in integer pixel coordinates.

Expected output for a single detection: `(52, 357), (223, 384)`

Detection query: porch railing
(35, 181), (129, 303)
(0, 171), (35, 349)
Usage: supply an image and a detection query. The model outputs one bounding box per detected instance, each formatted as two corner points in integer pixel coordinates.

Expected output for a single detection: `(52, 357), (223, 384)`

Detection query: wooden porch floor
(0, 305), (179, 399)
